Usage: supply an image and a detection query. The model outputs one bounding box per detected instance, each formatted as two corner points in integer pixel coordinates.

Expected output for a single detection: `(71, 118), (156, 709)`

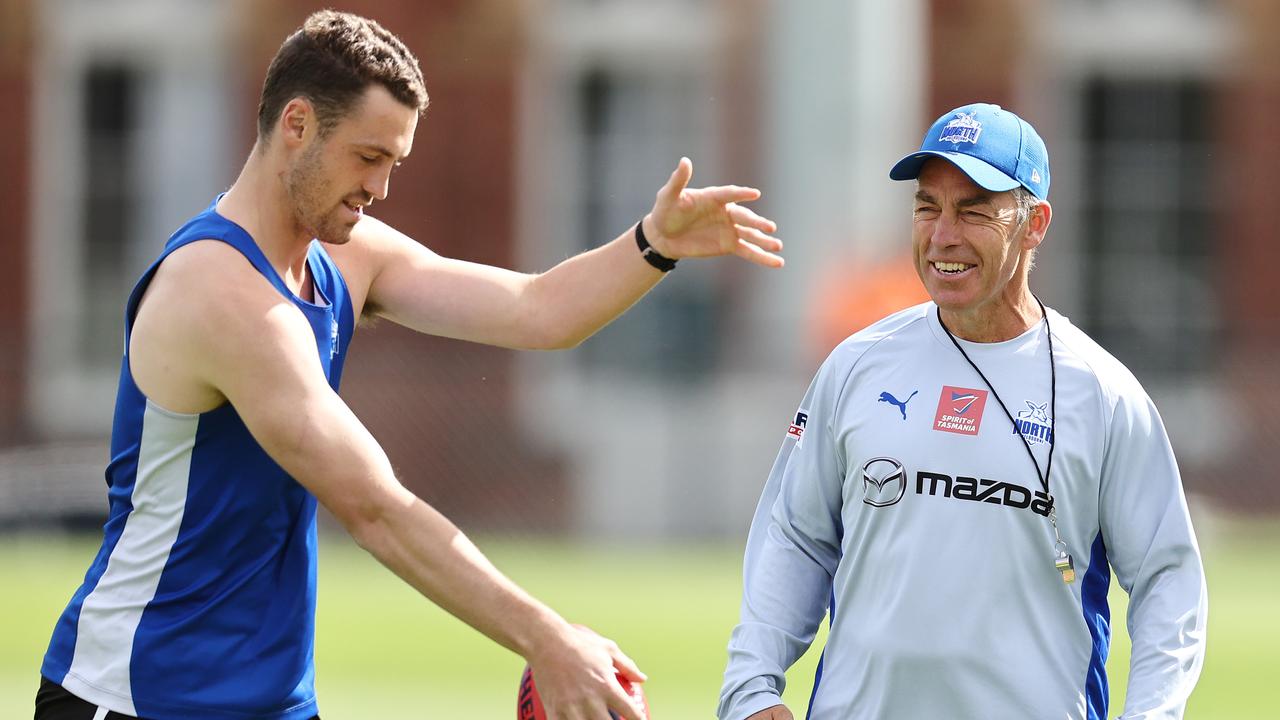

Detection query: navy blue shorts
(35, 677), (321, 720)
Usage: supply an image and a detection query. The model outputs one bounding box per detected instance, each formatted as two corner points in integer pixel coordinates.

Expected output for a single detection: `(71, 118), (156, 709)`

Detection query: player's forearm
(255, 390), (560, 655)
(348, 491), (570, 659)
(522, 221), (666, 350)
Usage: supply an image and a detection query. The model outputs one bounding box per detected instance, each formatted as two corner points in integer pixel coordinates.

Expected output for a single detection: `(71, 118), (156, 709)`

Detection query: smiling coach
(718, 103), (1207, 720)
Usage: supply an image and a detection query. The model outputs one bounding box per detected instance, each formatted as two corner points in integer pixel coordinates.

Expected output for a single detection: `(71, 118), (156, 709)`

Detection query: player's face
(911, 160), (1034, 319)
(286, 85), (418, 245)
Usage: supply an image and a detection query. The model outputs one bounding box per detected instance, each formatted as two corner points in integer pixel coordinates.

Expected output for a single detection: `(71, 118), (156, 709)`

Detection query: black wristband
(635, 220), (678, 272)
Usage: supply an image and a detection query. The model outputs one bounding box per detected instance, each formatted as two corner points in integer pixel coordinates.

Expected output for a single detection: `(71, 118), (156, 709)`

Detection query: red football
(518, 664), (650, 720)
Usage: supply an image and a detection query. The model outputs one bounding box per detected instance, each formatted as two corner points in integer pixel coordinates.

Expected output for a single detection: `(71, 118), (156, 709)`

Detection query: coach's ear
(1022, 199), (1053, 251)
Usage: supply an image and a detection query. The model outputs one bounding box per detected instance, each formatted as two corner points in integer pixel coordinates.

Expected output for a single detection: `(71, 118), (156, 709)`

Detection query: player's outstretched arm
(147, 242), (646, 720)
(339, 157), (782, 350)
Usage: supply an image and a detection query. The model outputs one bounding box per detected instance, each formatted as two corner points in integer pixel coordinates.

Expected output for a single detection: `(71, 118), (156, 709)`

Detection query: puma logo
(878, 390), (919, 421)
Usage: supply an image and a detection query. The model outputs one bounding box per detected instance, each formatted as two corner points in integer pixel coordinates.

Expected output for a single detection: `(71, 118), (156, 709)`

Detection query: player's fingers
(705, 185), (762, 204)
(734, 237), (785, 268)
(604, 680), (646, 720)
(727, 202), (778, 233)
(609, 645), (646, 683)
(736, 224), (783, 253)
(658, 157), (694, 204)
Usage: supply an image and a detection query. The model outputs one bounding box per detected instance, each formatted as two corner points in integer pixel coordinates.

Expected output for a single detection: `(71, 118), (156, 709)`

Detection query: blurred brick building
(1, 0), (1277, 533)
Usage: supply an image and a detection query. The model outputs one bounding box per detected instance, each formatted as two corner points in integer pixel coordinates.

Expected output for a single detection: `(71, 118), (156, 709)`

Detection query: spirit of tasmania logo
(933, 386), (989, 436)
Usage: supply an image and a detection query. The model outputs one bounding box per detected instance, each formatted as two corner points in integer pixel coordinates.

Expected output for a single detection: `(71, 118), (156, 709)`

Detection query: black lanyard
(936, 297), (1057, 498)
(936, 297), (1076, 582)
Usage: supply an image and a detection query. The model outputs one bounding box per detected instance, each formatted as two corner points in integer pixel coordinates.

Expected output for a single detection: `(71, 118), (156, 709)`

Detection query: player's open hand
(528, 624), (647, 720)
(643, 157), (784, 268)
(745, 704), (795, 720)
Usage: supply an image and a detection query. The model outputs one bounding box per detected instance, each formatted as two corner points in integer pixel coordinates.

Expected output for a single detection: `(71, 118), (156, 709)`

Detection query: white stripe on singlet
(63, 400), (198, 716)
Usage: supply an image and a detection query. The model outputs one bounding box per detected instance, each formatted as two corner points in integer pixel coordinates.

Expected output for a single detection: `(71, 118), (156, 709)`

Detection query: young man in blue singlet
(37, 10), (783, 720)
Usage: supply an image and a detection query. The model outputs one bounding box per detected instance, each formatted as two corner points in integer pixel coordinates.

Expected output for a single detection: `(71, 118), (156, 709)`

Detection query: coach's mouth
(932, 261), (975, 276)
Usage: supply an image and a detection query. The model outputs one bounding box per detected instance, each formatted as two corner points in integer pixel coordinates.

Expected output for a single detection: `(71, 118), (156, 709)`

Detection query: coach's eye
(359, 154), (379, 163)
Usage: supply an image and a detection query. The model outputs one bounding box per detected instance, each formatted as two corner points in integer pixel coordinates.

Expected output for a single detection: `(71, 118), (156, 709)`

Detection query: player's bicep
(360, 218), (539, 346)
(199, 295), (405, 526)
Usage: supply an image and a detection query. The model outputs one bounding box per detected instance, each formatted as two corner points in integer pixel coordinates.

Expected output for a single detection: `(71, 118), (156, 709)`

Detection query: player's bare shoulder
(129, 239), (313, 414)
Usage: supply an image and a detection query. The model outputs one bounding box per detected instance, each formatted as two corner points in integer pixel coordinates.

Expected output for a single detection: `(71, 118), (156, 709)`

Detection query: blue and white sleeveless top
(43, 198), (355, 719)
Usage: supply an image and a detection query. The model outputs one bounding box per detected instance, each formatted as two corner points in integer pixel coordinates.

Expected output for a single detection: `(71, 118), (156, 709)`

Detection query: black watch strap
(635, 220), (678, 272)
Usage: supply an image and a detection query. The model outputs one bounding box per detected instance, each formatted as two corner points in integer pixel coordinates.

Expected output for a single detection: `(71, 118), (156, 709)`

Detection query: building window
(29, 0), (236, 435)
(80, 63), (143, 370)
(1079, 77), (1218, 378)
(572, 66), (721, 379)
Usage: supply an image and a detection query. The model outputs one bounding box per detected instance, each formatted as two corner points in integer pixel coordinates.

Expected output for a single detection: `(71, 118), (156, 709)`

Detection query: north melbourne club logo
(862, 456), (907, 507)
(939, 112), (982, 145)
(1013, 400), (1054, 445)
(933, 386), (989, 436)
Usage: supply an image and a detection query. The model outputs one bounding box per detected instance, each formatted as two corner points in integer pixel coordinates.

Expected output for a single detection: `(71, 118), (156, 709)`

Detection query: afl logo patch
(787, 410), (809, 445)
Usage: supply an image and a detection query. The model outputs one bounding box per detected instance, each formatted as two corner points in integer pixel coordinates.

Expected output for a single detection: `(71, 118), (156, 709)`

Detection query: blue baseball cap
(889, 103), (1050, 199)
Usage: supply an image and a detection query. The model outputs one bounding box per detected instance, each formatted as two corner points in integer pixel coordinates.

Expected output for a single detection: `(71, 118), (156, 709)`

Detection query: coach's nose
(930, 208), (964, 249)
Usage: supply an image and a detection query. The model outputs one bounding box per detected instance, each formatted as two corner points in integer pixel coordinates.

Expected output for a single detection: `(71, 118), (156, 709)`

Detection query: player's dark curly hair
(257, 10), (428, 140)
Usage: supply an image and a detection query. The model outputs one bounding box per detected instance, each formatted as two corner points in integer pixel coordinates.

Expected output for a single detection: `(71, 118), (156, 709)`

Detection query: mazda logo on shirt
(862, 456), (907, 507)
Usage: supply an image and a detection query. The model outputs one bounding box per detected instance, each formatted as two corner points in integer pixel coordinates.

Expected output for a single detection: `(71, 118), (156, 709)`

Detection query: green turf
(2, 516), (1276, 718)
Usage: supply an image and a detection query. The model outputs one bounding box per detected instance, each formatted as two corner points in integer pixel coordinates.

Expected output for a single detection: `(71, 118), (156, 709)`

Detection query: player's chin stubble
(286, 144), (354, 245)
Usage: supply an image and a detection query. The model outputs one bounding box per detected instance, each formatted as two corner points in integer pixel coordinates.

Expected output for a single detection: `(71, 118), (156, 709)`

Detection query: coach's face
(285, 85), (418, 245)
(911, 159), (1045, 320)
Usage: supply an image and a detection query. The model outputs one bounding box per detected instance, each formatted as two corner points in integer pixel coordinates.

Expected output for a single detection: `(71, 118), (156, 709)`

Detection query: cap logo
(1031, 169), (1041, 184)
(939, 112), (982, 145)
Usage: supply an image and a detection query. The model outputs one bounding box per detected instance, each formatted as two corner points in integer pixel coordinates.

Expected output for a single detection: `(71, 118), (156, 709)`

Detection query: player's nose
(365, 169), (390, 202)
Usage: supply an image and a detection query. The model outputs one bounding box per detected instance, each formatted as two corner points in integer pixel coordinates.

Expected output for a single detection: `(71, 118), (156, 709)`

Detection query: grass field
(2, 514), (1276, 718)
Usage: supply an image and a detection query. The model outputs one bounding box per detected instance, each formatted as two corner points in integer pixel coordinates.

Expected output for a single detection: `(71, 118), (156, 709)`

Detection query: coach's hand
(643, 157), (784, 268)
(528, 624), (647, 720)
(746, 705), (794, 720)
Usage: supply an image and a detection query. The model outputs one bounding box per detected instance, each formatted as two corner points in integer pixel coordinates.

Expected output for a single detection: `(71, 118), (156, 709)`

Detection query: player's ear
(1022, 199), (1052, 251)
(279, 97), (314, 149)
